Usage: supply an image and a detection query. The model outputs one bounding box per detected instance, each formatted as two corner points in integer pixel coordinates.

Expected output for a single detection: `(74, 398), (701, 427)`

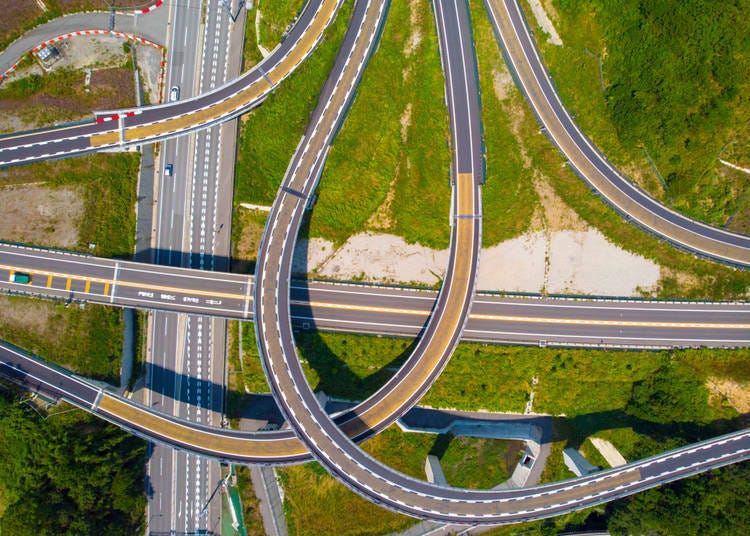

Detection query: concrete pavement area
(0, 7), (167, 76)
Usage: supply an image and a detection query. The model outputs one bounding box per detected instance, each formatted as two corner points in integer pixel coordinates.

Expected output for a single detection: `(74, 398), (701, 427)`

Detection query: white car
(169, 86), (180, 102)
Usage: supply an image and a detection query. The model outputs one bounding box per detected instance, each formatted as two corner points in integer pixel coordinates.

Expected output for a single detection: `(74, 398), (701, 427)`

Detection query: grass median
(232, 2), (353, 252)
(309, 0), (451, 248)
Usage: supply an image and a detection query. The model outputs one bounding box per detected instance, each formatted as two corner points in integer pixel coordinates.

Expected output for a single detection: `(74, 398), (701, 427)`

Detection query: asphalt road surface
(145, 0), (243, 533)
(1, 242), (748, 348)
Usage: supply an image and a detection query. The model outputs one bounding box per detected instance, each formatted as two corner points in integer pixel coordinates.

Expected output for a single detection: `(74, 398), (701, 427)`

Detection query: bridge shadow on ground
(553, 410), (750, 454)
(285, 214), (426, 403)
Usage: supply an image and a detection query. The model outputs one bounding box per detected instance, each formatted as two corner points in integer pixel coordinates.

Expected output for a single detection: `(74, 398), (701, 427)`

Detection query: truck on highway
(12, 272), (31, 284)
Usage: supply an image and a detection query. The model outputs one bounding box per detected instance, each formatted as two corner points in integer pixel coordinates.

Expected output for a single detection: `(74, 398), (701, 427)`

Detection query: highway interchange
(1, 0), (750, 529)
(145, 0), (242, 532)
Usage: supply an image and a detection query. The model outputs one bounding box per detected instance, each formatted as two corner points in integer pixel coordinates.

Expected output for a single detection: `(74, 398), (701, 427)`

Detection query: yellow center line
(2, 266), (746, 329)
(0, 263), (249, 301)
(303, 300), (749, 329)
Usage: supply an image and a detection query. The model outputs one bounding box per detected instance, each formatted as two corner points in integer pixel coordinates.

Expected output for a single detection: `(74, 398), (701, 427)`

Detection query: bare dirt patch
(0, 184), (83, 247)
(404, 0), (423, 57)
(532, 177), (587, 232)
(0, 66), (134, 130)
(620, 160), (665, 200)
(491, 68), (514, 102)
(367, 175), (397, 230)
(232, 209), (267, 274)
(528, 0), (563, 45)
(399, 102), (412, 143)
(296, 228), (660, 296)
(707, 377), (750, 413)
(0, 295), (56, 336)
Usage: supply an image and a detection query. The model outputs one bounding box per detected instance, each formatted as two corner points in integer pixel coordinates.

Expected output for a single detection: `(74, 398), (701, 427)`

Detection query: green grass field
(309, 0), (451, 248)
(257, 0), (307, 51)
(233, 1), (353, 245)
(0, 296), (123, 384)
(470, 0), (539, 246)
(520, 0), (750, 229)
(241, 3), (264, 71)
(232, 324), (748, 419)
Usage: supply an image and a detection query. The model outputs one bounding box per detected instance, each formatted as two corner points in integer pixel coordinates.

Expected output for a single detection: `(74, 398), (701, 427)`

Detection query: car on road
(170, 86), (180, 101)
(164, 164), (173, 176)
(12, 272), (31, 284)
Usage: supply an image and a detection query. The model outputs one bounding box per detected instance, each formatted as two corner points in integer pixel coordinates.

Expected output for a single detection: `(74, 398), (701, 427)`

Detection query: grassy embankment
(233, 465), (265, 535)
(524, 0), (750, 231)
(0, 59), (136, 129)
(307, 0), (451, 249)
(241, 2), (264, 71)
(232, 1), (353, 272)
(0, 296), (124, 384)
(256, 0), (307, 53)
(504, 0), (750, 298)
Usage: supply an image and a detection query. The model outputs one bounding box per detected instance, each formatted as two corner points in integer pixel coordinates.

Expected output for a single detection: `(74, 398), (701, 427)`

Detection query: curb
(134, 0), (164, 14)
(2, 29), (164, 86)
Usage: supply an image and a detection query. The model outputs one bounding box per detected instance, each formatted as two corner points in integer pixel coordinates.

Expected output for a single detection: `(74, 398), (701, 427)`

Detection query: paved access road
(0, 0), (343, 166)
(0, 7), (168, 77)
(483, 0), (750, 268)
(144, 0), (243, 532)
(1, 242), (748, 348)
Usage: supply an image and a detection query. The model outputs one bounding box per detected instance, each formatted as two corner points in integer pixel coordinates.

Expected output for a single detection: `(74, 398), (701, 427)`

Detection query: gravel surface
(294, 228), (661, 296)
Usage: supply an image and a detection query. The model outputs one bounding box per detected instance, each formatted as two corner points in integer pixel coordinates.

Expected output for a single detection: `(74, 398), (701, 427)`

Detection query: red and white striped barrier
(137, 0), (164, 14)
(94, 109), (143, 123)
(1, 58), (25, 80)
(31, 30), (163, 53)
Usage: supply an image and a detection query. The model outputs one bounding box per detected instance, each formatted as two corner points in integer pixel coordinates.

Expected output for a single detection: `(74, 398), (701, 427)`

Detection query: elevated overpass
(0, 0), (342, 166)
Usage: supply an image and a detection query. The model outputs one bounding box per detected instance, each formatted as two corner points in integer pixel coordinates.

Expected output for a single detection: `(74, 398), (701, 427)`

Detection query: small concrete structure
(424, 455), (449, 487)
(590, 437), (627, 467)
(563, 448), (599, 477)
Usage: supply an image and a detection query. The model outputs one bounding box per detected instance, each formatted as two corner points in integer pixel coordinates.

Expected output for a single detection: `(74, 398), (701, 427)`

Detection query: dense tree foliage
(556, 0), (750, 223)
(0, 387), (146, 535)
(602, 0), (749, 187)
(607, 462), (750, 535)
(625, 364), (710, 424)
